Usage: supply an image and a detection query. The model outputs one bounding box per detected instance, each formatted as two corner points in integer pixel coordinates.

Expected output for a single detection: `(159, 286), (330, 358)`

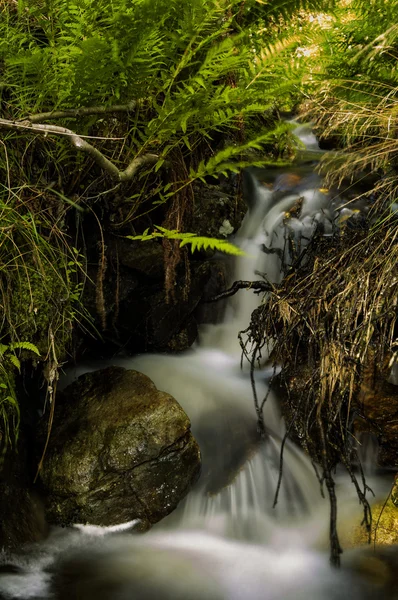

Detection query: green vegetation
(1, 0), (398, 562)
(127, 225), (246, 255)
(303, 0), (398, 202)
(0, 340), (40, 452)
(0, 0), (335, 449)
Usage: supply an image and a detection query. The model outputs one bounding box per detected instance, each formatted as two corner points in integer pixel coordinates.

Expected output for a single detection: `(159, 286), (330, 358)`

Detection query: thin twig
(34, 328), (59, 483)
(373, 475), (397, 550)
(206, 280), (273, 303)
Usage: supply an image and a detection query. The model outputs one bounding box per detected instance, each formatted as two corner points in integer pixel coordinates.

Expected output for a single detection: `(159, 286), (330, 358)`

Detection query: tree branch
(26, 100), (139, 123)
(205, 280), (273, 302)
(0, 117), (158, 182)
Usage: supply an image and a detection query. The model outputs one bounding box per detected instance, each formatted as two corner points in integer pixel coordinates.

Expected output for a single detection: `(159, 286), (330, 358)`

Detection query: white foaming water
(0, 125), (383, 600)
(290, 120), (322, 152)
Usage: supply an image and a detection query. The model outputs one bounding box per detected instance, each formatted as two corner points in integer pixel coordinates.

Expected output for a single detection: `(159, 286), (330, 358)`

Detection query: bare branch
(121, 154), (159, 180)
(26, 100), (139, 123)
(206, 280), (273, 303)
(0, 117), (158, 182)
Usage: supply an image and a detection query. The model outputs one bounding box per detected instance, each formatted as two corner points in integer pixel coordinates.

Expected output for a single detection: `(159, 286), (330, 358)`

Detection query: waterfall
(0, 123), (388, 600)
(112, 163), (335, 536)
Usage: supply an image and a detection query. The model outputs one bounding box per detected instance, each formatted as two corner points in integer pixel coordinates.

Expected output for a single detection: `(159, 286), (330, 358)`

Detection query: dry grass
(303, 75), (398, 207)
(251, 221), (397, 445)
(242, 219), (398, 563)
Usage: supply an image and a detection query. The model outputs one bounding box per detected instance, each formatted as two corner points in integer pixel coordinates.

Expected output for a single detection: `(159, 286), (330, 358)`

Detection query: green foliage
(0, 340), (40, 452)
(127, 226), (246, 256)
(301, 0), (398, 205)
(0, 190), (85, 353)
(0, 0), (329, 208)
(0, 0), (338, 449)
(0, 185), (88, 454)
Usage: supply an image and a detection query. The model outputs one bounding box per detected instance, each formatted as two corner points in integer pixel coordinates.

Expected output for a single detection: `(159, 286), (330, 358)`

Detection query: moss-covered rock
(342, 495), (398, 550)
(38, 366), (201, 527)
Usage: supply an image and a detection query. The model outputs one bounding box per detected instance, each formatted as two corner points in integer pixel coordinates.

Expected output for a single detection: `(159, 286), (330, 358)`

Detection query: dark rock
(165, 318), (198, 352)
(194, 259), (229, 325)
(114, 261), (212, 351)
(81, 253), (217, 354)
(0, 427), (48, 551)
(0, 484), (47, 551)
(354, 375), (398, 468)
(76, 175), (245, 357)
(110, 238), (164, 279)
(38, 367), (201, 526)
(191, 179), (245, 239)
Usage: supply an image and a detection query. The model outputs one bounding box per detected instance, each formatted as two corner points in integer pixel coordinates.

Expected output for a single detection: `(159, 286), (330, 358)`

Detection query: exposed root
(239, 219), (398, 563)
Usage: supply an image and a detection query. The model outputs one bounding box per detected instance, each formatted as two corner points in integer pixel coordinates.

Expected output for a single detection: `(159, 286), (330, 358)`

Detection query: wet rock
(114, 261), (213, 351)
(191, 180), (245, 239)
(0, 484), (48, 551)
(0, 431), (48, 551)
(38, 367), (201, 527)
(354, 371), (398, 468)
(110, 238), (164, 279)
(81, 252), (219, 354)
(194, 259), (229, 325)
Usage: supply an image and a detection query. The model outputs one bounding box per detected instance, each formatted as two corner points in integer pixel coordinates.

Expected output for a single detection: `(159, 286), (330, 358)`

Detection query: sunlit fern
(127, 225), (246, 256)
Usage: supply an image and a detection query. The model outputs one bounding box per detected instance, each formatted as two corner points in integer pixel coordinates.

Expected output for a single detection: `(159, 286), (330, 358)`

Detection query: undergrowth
(302, 0), (398, 208)
(241, 214), (398, 564)
(0, 0), (337, 455)
(0, 185), (88, 456)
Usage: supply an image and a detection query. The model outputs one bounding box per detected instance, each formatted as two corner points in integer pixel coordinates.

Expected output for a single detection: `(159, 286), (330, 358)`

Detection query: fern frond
(9, 341), (41, 355)
(179, 236), (245, 256)
(8, 355), (21, 371)
(127, 227), (245, 256)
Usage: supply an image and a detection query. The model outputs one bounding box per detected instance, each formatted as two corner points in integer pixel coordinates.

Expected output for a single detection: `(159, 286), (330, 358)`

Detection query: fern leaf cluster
(0, 0), (338, 449)
(127, 226), (245, 256)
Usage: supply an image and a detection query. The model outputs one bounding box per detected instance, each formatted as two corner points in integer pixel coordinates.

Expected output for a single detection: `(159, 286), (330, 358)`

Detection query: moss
(8, 264), (73, 357)
(341, 496), (398, 549)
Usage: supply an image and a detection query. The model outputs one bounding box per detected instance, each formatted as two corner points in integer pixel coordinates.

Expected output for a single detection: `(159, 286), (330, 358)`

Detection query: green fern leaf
(179, 236), (245, 255)
(127, 226), (244, 256)
(9, 342), (41, 355)
(8, 355), (21, 371)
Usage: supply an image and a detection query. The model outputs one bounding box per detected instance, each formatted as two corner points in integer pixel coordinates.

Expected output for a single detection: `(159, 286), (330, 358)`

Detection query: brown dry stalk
(91, 210), (107, 330)
(241, 220), (398, 563)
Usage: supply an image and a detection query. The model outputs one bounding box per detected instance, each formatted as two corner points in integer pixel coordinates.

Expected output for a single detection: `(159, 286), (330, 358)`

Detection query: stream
(0, 124), (394, 599)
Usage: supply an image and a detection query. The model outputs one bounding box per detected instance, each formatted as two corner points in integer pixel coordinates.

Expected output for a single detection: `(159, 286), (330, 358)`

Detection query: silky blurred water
(0, 122), (388, 600)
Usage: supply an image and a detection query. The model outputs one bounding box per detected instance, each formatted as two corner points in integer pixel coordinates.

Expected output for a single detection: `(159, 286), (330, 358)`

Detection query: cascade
(0, 123), (390, 600)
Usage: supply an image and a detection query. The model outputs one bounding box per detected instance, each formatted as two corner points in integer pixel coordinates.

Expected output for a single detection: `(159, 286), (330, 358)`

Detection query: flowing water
(0, 124), (394, 599)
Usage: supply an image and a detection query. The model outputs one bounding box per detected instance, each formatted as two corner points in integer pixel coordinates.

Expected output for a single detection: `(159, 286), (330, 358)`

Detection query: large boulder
(38, 367), (201, 527)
